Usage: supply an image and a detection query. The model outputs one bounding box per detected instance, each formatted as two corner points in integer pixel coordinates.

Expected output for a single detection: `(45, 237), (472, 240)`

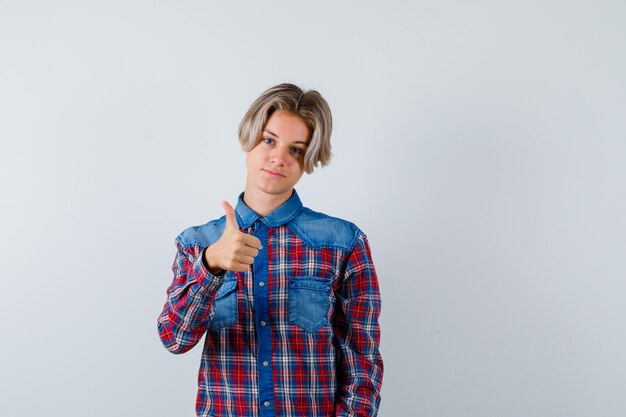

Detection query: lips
(262, 168), (286, 178)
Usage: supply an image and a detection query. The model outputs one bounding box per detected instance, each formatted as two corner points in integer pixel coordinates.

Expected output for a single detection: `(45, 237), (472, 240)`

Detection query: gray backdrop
(1, 1), (625, 416)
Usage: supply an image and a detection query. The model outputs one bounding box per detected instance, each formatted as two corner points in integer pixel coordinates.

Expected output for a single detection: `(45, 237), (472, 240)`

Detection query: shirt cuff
(193, 247), (226, 292)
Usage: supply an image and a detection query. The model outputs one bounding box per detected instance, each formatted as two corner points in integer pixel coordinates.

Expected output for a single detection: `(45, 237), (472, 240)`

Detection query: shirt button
(260, 321), (266, 327)
(263, 361), (269, 366)
(259, 281), (265, 287)
(264, 401), (270, 407)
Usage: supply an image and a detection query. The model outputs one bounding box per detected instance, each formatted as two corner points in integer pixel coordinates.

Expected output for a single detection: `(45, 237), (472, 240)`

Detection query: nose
(270, 145), (289, 166)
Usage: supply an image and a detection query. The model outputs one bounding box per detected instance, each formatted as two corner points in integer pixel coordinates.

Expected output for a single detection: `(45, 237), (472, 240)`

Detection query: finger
(236, 254), (255, 265)
(230, 261), (251, 272)
(242, 234), (262, 249)
(221, 201), (239, 231)
(239, 246), (259, 258)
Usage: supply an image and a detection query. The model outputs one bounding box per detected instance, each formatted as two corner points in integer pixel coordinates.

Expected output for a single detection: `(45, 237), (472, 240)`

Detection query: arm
(157, 203), (261, 354)
(334, 234), (384, 417)
(157, 239), (224, 354)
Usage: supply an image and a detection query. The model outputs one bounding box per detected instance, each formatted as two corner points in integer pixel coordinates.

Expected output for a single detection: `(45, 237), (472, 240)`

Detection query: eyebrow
(263, 129), (309, 145)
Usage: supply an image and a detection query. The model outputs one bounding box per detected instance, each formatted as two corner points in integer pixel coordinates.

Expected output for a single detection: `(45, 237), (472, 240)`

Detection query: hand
(204, 201), (262, 273)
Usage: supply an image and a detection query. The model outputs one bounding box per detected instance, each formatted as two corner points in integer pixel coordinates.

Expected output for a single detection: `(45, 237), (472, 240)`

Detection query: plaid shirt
(157, 190), (383, 417)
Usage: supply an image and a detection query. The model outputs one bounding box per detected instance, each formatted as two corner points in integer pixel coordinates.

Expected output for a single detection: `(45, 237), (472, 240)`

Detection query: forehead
(263, 110), (311, 143)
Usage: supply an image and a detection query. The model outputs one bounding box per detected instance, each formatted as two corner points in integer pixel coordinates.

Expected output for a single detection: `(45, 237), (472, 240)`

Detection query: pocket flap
(289, 276), (330, 291)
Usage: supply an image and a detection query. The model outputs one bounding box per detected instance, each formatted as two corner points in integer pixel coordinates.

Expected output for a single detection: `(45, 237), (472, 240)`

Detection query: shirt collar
(234, 189), (303, 228)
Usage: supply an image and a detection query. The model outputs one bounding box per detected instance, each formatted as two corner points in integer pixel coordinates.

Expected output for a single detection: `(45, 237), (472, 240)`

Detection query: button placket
(253, 222), (275, 415)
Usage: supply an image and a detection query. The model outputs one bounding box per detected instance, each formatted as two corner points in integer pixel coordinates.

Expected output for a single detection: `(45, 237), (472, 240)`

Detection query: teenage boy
(157, 83), (383, 417)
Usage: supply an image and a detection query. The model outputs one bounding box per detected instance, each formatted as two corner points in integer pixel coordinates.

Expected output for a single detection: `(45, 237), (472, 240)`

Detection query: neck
(243, 187), (293, 217)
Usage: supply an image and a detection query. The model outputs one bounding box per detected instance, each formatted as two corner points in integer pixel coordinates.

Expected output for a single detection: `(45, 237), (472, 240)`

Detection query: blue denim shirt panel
(209, 277), (238, 331)
(176, 217), (226, 249)
(287, 208), (361, 251)
(177, 189), (362, 251)
(237, 189), (362, 250)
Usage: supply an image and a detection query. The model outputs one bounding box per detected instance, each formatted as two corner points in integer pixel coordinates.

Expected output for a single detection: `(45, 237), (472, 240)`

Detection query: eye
(291, 147), (304, 155)
(263, 137), (275, 145)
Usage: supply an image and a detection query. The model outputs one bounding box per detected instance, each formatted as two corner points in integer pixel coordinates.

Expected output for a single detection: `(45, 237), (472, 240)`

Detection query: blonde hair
(238, 83), (333, 174)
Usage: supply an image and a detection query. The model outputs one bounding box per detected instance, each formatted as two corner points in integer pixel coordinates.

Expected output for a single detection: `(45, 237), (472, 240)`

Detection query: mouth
(262, 168), (286, 178)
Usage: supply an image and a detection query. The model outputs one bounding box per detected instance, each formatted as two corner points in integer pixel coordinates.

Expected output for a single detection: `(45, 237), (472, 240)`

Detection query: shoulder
(287, 207), (365, 251)
(175, 216), (226, 249)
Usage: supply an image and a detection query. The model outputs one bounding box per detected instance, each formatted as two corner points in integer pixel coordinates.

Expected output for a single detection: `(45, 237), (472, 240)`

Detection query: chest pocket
(209, 277), (238, 331)
(288, 276), (331, 333)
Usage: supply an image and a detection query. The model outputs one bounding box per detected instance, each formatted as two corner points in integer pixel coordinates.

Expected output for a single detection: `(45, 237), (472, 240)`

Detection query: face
(245, 109), (311, 202)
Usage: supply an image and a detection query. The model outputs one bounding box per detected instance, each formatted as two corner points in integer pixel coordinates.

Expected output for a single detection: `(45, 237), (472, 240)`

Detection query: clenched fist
(203, 201), (262, 274)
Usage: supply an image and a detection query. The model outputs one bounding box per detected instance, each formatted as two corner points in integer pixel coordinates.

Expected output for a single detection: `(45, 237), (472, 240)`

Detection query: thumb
(221, 201), (240, 231)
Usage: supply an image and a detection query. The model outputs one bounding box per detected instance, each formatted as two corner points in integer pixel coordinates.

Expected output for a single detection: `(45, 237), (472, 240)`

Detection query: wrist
(203, 246), (224, 276)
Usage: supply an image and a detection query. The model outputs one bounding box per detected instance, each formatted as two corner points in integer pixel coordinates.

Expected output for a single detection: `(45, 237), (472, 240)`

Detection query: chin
(264, 183), (295, 195)
(263, 187), (292, 196)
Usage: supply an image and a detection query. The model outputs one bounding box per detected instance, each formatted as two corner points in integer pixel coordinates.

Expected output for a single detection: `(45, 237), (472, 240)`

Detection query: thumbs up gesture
(203, 201), (263, 274)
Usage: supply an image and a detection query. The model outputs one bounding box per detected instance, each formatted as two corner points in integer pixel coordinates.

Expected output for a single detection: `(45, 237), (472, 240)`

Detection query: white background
(1, 1), (625, 416)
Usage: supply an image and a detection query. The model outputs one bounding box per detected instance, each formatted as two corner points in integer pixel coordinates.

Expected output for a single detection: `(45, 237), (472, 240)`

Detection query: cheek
(247, 148), (265, 165)
(293, 160), (305, 176)
(296, 155), (306, 169)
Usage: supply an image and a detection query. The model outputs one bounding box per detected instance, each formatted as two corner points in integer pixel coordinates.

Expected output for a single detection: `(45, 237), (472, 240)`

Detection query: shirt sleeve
(334, 233), (384, 417)
(157, 238), (225, 354)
